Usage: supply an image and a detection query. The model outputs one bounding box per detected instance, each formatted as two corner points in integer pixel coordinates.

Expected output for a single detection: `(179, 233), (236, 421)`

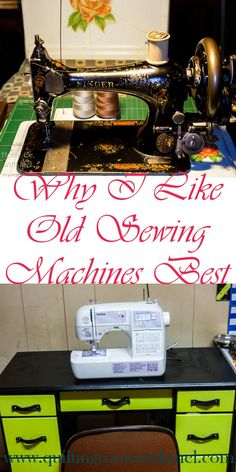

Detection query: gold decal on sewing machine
(34, 75), (45, 88)
(77, 81), (114, 89)
(34, 75), (45, 94)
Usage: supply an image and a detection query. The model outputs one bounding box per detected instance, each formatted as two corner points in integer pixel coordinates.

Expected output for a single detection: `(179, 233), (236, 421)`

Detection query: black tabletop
(0, 348), (235, 394)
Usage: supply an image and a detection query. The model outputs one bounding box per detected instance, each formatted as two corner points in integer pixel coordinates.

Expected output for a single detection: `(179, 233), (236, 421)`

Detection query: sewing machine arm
(18, 34), (236, 174)
(30, 35), (189, 155)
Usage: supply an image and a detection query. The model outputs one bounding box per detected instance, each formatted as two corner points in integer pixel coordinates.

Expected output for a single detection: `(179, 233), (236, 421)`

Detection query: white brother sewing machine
(70, 300), (170, 379)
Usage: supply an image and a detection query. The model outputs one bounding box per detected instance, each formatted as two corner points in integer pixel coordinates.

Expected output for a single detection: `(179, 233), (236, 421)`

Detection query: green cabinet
(176, 390), (235, 413)
(60, 389), (173, 412)
(176, 390), (235, 472)
(2, 461), (60, 472)
(0, 394), (57, 417)
(179, 456), (231, 472)
(0, 395), (61, 472)
(0, 386), (235, 472)
(0, 350), (235, 472)
(176, 413), (233, 454)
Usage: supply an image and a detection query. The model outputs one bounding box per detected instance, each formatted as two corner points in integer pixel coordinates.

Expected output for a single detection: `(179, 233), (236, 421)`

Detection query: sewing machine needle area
(18, 119), (190, 174)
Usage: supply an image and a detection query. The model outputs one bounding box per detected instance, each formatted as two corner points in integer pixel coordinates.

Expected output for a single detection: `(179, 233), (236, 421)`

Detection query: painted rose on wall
(68, 0), (115, 32)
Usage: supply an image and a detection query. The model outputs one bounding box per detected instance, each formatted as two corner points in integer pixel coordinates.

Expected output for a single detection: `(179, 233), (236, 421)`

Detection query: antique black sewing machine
(17, 31), (236, 174)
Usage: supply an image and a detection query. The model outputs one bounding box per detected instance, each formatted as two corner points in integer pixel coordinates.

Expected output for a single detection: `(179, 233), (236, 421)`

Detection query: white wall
(21, 0), (170, 59)
(0, 284), (229, 374)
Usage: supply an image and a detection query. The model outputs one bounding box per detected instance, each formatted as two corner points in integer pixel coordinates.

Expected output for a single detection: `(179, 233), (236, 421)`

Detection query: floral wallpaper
(68, 0), (115, 32)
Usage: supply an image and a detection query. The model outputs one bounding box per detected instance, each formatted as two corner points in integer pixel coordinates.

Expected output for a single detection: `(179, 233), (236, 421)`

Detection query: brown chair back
(61, 425), (180, 472)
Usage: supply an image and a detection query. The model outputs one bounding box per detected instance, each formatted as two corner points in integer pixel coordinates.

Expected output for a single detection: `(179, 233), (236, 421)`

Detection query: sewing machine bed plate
(17, 120), (190, 174)
(1, 98), (236, 176)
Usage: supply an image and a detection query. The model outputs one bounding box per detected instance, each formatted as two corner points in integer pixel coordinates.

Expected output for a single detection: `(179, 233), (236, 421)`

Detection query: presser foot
(17, 120), (190, 174)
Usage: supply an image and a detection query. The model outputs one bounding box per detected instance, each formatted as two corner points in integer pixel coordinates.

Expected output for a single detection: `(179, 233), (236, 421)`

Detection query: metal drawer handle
(191, 399), (220, 408)
(16, 436), (47, 445)
(102, 397), (130, 408)
(187, 433), (219, 442)
(12, 404), (41, 413)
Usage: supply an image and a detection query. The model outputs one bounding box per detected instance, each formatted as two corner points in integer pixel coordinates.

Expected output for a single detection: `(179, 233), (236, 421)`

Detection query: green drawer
(5, 458), (60, 472)
(0, 395), (56, 417)
(60, 389), (173, 412)
(2, 417), (61, 456)
(179, 455), (229, 472)
(177, 390), (235, 413)
(176, 413), (233, 455)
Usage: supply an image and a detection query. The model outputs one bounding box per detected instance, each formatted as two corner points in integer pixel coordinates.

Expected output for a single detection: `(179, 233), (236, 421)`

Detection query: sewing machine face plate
(17, 120), (190, 174)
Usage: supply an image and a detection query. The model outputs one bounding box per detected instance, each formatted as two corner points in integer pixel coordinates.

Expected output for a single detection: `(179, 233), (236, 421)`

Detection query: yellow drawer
(176, 413), (233, 455)
(179, 454), (229, 472)
(60, 389), (173, 412)
(177, 390), (235, 413)
(2, 417), (61, 456)
(0, 395), (56, 417)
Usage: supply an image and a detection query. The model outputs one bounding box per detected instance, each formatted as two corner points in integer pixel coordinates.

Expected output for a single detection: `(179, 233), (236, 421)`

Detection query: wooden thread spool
(73, 91), (95, 119)
(96, 91), (120, 119)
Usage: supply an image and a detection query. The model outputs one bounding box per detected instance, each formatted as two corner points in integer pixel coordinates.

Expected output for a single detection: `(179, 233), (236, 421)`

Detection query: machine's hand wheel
(194, 37), (221, 119)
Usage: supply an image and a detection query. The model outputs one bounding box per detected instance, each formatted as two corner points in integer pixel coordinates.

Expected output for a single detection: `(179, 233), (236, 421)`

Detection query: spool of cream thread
(96, 91), (120, 119)
(73, 91), (96, 119)
(146, 31), (170, 65)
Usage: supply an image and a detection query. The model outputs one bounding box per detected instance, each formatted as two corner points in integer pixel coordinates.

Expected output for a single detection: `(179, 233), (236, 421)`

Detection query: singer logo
(77, 81), (114, 89)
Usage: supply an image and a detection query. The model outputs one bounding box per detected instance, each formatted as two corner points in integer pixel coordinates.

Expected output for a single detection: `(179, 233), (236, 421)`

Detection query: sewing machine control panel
(95, 310), (127, 324)
(133, 311), (161, 328)
(133, 311), (162, 355)
(134, 330), (162, 355)
(76, 302), (165, 334)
